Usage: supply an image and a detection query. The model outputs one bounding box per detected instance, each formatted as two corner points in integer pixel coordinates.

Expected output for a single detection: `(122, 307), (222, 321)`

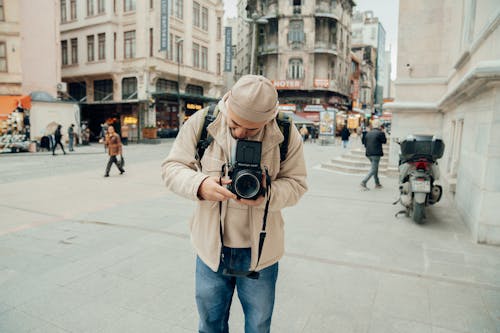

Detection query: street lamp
(244, 12), (268, 75)
(176, 38), (184, 127)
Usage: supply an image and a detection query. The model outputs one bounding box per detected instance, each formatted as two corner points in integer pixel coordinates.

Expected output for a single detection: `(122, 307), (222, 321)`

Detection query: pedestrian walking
(300, 124), (309, 142)
(340, 125), (350, 148)
(161, 74), (308, 332)
(104, 126), (125, 177)
(52, 124), (66, 155)
(67, 124), (75, 151)
(360, 119), (387, 190)
(310, 126), (317, 143)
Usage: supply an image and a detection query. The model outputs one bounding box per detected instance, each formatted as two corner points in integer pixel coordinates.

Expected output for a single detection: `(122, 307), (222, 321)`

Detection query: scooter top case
(400, 134), (445, 163)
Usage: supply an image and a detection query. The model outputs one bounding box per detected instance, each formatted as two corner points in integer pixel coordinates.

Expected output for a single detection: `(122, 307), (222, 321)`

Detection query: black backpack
(196, 104), (292, 162)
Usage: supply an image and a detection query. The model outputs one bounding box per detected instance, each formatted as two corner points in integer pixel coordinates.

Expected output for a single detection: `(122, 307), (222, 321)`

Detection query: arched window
(288, 58), (303, 79)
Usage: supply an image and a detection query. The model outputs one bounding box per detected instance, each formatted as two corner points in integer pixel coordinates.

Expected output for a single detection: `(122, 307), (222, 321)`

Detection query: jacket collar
(208, 97), (284, 158)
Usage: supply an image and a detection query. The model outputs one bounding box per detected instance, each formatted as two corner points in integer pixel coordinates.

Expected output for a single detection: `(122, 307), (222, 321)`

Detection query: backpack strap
(196, 103), (219, 161)
(276, 111), (291, 162)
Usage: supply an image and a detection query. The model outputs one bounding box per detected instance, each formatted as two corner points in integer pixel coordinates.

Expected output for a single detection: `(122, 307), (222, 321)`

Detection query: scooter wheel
(413, 201), (425, 224)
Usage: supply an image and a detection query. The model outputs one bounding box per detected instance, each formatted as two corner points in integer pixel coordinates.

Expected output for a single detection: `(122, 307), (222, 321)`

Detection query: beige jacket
(161, 100), (308, 272)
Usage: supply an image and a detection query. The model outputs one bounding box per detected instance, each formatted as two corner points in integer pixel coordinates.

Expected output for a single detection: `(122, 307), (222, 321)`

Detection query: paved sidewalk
(0, 140), (499, 332)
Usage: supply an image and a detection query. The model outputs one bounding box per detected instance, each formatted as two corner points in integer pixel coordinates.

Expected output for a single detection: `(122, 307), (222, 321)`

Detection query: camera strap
(218, 171), (271, 279)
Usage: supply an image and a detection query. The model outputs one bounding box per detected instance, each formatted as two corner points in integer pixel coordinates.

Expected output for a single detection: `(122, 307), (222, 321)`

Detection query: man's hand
(198, 176), (237, 201)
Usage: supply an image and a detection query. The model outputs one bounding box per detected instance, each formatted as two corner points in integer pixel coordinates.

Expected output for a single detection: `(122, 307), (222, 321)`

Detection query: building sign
(224, 27), (232, 72)
(272, 80), (302, 89)
(160, 0), (169, 51)
(314, 79), (329, 88)
(186, 103), (203, 111)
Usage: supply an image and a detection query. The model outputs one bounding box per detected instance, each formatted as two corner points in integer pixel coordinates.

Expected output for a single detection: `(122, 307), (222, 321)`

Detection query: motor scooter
(394, 135), (445, 224)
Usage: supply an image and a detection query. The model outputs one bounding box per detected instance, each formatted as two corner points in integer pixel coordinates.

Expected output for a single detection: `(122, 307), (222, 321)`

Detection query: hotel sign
(272, 80), (302, 89)
(160, 0), (168, 51)
(314, 79), (329, 88)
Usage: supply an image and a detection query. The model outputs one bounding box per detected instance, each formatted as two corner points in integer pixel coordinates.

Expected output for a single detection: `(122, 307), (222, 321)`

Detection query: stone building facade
(60, 0), (224, 140)
(385, 0), (500, 245)
(238, 0), (355, 111)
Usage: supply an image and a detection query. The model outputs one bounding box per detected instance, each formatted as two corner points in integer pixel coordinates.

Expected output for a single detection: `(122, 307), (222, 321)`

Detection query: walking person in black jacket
(361, 119), (386, 189)
(52, 124), (66, 156)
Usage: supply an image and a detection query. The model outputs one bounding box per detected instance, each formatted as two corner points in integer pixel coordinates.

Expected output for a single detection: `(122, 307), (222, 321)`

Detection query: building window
(98, 33), (106, 60)
(149, 28), (153, 56)
(293, 0), (301, 14)
(122, 77), (137, 99)
(98, 0), (105, 13)
(60, 0), (67, 22)
(71, 38), (78, 64)
(168, 33), (173, 60)
(201, 46), (208, 70)
(173, 0), (183, 19)
(176, 38), (183, 63)
(0, 42), (6, 71)
(193, 2), (200, 28)
(68, 82), (87, 101)
(201, 7), (208, 30)
(87, 35), (95, 62)
(61, 40), (68, 66)
(124, 0), (135, 12)
(328, 59), (335, 80)
(217, 17), (222, 40)
(288, 58), (303, 79)
(124, 30), (136, 59)
(192, 43), (200, 68)
(70, 0), (77, 19)
(113, 32), (116, 59)
(216, 53), (221, 75)
(288, 20), (304, 44)
(186, 84), (203, 95)
(156, 79), (178, 92)
(94, 79), (113, 101)
(87, 0), (94, 16)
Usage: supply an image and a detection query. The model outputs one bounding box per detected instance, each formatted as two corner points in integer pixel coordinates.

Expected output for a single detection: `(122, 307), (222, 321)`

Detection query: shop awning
(0, 95), (31, 119)
(152, 92), (220, 103)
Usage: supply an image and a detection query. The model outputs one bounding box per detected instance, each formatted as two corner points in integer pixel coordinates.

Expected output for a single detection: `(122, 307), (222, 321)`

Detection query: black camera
(227, 140), (265, 200)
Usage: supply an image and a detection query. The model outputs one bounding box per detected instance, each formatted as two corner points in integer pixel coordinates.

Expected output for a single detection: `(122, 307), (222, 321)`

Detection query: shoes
(120, 169), (125, 175)
(104, 174), (109, 177)
(360, 182), (369, 190)
(375, 184), (383, 189)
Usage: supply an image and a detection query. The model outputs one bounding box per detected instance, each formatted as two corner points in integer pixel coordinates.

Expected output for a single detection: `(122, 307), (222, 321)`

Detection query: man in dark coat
(361, 119), (387, 189)
(52, 124), (66, 155)
(340, 125), (350, 148)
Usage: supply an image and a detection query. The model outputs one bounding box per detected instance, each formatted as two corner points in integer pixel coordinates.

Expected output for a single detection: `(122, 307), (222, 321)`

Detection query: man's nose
(233, 128), (247, 139)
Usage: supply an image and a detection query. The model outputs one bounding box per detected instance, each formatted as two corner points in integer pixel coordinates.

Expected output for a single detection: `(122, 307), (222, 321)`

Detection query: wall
(30, 101), (80, 142)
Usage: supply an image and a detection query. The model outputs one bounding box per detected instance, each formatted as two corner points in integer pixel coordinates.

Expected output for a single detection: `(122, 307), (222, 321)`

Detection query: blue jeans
(195, 247), (279, 333)
(362, 155), (381, 185)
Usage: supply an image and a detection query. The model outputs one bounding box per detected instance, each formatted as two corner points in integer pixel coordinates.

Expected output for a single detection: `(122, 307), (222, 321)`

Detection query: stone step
(331, 157), (388, 169)
(320, 162), (399, 177)
(341, 153), (389, 163)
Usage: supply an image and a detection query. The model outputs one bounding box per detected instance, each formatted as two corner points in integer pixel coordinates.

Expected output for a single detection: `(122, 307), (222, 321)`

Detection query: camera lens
(233, 171), (260, 199)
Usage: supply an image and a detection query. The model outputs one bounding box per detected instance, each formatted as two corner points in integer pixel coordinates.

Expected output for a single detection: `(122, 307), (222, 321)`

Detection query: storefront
(80, 101), (142, 142)
(153, 92), (219, 129)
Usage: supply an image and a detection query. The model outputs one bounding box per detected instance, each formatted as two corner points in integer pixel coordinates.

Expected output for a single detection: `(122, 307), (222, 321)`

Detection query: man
(340, 124), (350, 149)
(361, 119), (387, 189)
(161, 75), (308, 332)
(68, 124), (75, 151)
(52, 124), (66, 155)
(104, 125), (125, 177)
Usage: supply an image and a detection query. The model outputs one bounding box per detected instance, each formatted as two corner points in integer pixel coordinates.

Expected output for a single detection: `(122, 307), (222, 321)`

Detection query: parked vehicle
(395, 135), (445, 224)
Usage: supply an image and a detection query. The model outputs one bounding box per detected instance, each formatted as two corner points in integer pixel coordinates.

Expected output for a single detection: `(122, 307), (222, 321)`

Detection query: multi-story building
(351, 10), (387, 114)
(60, 0), (224, 140)
(237, 0), (355, 116)
(385, 0), (500, 245)
(0, 0), (79, 142)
